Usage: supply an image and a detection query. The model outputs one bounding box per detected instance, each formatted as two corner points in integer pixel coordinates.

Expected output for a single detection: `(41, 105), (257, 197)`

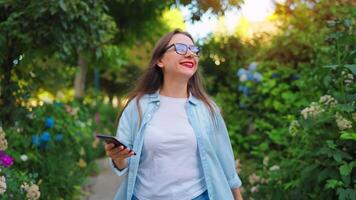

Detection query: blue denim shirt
(109, 91), (242, 200)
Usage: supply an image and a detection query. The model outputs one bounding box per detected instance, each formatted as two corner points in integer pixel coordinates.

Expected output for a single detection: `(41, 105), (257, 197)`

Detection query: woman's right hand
(105, 143), (135, 169)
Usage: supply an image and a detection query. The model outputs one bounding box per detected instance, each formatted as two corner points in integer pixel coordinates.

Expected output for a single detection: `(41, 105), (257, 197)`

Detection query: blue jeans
(132, 190), (209, 200)
(192, 190), (209, 200)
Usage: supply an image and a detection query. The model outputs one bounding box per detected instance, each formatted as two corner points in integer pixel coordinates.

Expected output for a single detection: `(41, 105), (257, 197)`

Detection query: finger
(113, 153), (132, 160)
(109, 146), (130, 155)
(124, 149), (135, 157)
(108, 147), (123, 156)
(109, 145), (123, 153)
(118, 148), (131, 156)
(105, 143), (115, 151)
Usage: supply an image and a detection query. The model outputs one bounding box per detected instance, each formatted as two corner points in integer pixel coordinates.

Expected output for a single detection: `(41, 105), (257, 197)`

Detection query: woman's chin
(179, 70), (196, 80)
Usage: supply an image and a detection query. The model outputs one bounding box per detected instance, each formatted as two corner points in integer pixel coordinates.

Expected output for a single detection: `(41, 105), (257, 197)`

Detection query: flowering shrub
(199, 2), (355, 198)
(0, 127), (40, 200)
(253, 82), (355, 199)
(4, 100), (104, 199)
(236, 62), (263, 96)
(243, 17), (356, 199)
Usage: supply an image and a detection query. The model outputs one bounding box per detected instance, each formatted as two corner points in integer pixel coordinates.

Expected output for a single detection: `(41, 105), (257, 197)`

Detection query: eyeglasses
(165, 43), (200, 57)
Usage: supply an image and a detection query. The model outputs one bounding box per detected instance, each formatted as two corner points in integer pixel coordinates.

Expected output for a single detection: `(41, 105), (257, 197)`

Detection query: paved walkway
(85, 158), (123, 200)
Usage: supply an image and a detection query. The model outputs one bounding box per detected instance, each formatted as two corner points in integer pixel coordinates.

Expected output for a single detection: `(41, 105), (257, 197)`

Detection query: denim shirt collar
(147, 89), (199, 105)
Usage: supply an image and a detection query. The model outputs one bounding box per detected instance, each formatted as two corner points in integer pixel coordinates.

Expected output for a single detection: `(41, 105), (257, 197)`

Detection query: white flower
(250, 185), (259, 193)
(76, 121), (86, 128)
(319, 95), (337, 106)
(345, 79), (353, 84)
(21, 182), (29, 191)
(0, 127), (8, 151)
(22, 182), (41, 200)
(300, 102), (325, 119)
(65, 105), (79, 116)
(335, 113), (352, 130)
(263, 156), (269, 166)
(342, 71), (354, 86)
(20, 154), (28, 162)
(248, 173), (261, 185)
(235, 159), (241, 173)
(269, 165), (280, 171)
(27, 113), (34, 119)
(27, 184), (41, 200)
(0, 176), (6, 194)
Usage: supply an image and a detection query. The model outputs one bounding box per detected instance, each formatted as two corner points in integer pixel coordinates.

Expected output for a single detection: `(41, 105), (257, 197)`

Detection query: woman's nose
(185, 49), (197, 57)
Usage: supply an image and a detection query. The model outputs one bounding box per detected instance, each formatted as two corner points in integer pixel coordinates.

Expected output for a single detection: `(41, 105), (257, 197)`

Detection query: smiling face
(157, 33), (199, 82)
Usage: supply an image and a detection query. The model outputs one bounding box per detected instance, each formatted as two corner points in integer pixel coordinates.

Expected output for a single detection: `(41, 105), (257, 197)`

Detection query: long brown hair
(117, 29), (217, 126)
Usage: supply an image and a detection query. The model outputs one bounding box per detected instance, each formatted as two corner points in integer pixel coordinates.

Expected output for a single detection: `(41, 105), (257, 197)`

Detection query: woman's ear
(157, 59), (164, 68)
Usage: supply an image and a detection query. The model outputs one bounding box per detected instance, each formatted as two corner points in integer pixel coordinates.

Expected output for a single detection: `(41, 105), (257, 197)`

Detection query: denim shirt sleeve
(109, 100), (136, 176)
(214, 110), (242, 189)
(109, 158), (128, 176)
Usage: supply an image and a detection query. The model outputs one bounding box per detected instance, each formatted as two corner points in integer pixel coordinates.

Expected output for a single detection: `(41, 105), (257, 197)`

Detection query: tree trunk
(74, 54), (88, 99)
(0, 53), (16, 125)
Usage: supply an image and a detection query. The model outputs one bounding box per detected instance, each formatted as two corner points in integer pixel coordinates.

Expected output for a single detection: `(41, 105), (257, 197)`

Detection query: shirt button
(147, 114), (151, 118)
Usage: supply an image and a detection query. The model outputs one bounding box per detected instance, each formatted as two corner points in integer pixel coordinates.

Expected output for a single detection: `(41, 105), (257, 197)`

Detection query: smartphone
(96, 134), (136, 155)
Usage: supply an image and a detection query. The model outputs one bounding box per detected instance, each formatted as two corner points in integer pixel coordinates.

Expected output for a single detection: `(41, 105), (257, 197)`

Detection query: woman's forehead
(168, 34), (194, 45)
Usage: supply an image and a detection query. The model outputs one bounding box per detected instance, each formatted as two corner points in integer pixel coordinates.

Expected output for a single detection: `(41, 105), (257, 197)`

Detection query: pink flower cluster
(0, 151), (13, 168)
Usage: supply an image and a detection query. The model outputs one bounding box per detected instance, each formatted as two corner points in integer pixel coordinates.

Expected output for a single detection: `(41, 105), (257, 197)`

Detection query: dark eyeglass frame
(164, 43), (200, 57)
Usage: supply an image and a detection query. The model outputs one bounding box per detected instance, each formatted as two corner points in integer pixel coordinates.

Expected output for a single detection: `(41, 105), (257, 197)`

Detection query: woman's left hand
(231, 188), (243, 200)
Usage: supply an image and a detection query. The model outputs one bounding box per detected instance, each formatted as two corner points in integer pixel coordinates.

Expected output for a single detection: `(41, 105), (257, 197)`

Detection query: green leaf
(333, 149), (352, 163)
(318, 168), (338, 182)
(326, 140), (336, 149)
(336, 104), (355, 112)
(323, 64), (339, 69)
(339, 164), (352, 176)
(326, 179), (344, 189)
(345, 64), (356, 74)
(59, 0), (67, 12)
(346, 94), (356, 101)
(340, 132), (356, 141)
(337, 188), (356, 200)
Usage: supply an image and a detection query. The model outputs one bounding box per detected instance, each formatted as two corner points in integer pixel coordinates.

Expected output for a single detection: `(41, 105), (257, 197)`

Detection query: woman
(105, 29), (243, 200)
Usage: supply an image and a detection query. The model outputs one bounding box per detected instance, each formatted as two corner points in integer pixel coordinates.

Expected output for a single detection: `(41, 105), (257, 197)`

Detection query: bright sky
(182, 0), (283, 39)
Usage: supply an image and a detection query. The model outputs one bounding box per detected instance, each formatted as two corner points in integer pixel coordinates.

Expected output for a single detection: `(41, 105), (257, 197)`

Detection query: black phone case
(96, 134), (136, 155)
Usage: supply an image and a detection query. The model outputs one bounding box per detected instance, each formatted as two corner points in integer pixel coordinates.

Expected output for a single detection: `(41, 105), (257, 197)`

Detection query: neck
(160, 78), (189, 98)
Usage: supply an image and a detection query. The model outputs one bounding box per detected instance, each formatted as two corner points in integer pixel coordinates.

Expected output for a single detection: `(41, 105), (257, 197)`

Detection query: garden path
(85, 158), (123, 200)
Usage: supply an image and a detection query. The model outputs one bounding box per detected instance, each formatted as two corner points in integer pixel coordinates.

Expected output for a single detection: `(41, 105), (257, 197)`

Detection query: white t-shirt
(133, 95), (206, 200)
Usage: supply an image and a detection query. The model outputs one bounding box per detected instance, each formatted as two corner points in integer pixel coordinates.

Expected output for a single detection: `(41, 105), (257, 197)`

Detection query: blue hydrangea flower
(239, 102), (247, 108)
(32, 135), (40, 147)
(45, 117), (55, 128)
(237, 62), (262, 83)
(247, 72), (255, 81)
(238, 85), (250, 96)
(272, 73), (279, 79)
(40, 131), (51, 142)
(55, 134), (63, 142)
(253, 72), (262, 82)
(54, 101), (63, 107)
(292, 75), (299, 81)
(237, 68), (247, 77)
(248, 62), (257, 71)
